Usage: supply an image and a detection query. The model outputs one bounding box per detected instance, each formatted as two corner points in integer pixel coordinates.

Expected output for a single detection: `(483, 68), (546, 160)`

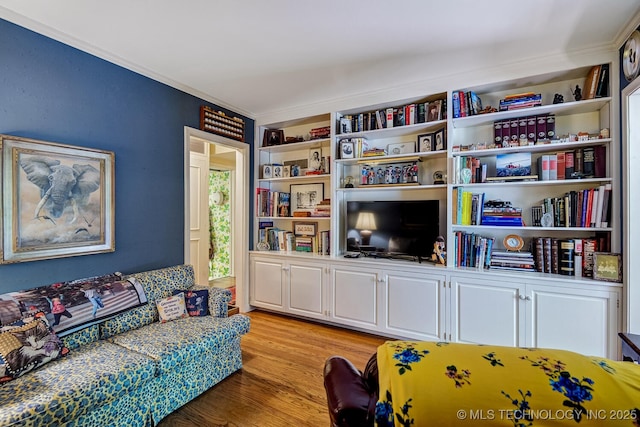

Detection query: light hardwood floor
(158, 310), (389, 427)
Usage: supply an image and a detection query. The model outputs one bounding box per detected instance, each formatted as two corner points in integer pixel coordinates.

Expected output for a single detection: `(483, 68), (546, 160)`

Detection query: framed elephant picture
(0, 135), (115, 263)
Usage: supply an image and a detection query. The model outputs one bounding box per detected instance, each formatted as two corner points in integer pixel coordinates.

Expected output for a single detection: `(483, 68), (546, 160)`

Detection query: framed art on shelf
(593, 252), (622, 282)
(263, 164), (273, 179)
(290, 183), (324, 215)
(263, 129), (284, 147)
(417, 133), (433, 152)
(1, 135), (115, 263)
(309, 148), (322, 171)
(272, 165), (283, 178)
(340, 141), (355, 159)
(293, 221), (318, 236)
(434, 128), (445, 151)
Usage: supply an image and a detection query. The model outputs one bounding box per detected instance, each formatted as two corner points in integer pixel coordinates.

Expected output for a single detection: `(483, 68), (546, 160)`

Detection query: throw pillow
(156, 293), (188, 323)
(0, 313), (69, 384)
(172, 289), (209, 317)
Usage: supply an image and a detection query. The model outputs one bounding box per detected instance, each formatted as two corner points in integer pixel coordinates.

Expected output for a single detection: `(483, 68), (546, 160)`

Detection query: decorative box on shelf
(200, 105), (245, 142)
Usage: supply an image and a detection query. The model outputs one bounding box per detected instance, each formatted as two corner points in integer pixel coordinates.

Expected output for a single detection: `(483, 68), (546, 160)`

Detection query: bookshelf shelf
(452, 138), (612, 157)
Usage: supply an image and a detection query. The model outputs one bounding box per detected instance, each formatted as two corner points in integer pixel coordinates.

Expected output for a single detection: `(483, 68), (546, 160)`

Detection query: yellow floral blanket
(375, 341), (640, 426)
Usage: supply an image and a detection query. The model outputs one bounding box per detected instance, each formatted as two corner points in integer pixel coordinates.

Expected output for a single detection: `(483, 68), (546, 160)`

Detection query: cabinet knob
(282, 267), (289, 271)
(519, 294), (526, 300)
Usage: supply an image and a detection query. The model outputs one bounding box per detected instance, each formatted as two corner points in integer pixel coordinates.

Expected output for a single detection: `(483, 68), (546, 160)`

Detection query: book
(559, 239), (575, 276)
(582, 147), (595, 177)
(452, 91), (461, 118)
(556, 152), (565, 180)
(594, 145), (606, 178)
(548, 154), (558, 180)
(538, 155), (550, 181)
(596, 63), (609, 98)
(565, 151), (575, 178)
(583, 65), (601, 100)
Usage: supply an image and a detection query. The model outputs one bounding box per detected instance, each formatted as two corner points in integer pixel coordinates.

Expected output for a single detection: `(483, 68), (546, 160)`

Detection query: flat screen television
(346, 200), (439, 258)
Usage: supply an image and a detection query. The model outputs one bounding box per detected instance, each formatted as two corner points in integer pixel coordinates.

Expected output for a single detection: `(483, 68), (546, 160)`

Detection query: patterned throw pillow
(0, 313), (69, 384)
(172, 289), (209, 317)
(156, 293), (188, 323)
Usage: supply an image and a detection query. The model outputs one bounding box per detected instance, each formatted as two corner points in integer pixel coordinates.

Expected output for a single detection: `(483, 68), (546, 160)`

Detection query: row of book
(452, 90), (483, 118)
(256, 189), (290, 217)
(498, 92), (543, 111)
(494, 114), (554, 146)
(338, 99), (446, 134)
(531, 184), (612, 229)
(257, 225), (330, 254)
(453, 189), (524, 226)
(583, 64), (610, 99)
(537, 146), (606, 180)
(453, 232), (610, 278)
(532, 235), (610, 277)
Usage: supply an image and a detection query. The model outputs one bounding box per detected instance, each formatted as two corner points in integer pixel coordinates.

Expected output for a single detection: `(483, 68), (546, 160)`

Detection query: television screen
(346, 200), (439, 258)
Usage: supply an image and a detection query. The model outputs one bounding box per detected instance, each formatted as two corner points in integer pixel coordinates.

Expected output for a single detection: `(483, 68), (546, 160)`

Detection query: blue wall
(0, 19), (254, 290)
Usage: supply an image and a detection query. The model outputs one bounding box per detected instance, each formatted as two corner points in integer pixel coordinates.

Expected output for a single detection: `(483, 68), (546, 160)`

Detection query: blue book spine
(456, 186), (464, 225)
(452, 91), (461, 118)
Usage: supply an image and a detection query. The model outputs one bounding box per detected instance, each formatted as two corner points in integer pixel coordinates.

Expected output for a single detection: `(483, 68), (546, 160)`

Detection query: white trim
(622, 76), (640, 333)
(184, 127), (250, 313)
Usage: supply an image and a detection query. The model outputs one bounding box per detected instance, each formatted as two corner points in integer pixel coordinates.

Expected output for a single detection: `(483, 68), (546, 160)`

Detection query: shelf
(257, 216), (331, 221)
(337, 184), (447, 192)
(336, 150), (446, 165)
(452, 177), (611, 188)
(452, 225), (613, 232)
(258, 138), (330, 153)
(451, 98), (611, 129)
(336, 120), (446, 140)
(452, 138), (611, 157)
(258, 174), (330, 183)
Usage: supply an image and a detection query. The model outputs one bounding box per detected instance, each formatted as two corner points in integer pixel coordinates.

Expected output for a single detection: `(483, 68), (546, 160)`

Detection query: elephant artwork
(17, 153), (103, 247)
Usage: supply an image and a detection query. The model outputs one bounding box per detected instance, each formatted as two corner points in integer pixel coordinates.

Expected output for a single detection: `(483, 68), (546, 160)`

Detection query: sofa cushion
(108, 314), (250, 375)
(156, 293), (188, 323)
(173, 289), (209, 316)
(0, 313), (69, 383)
(0, 340), (156, 427)
(190, 285), (231, 317)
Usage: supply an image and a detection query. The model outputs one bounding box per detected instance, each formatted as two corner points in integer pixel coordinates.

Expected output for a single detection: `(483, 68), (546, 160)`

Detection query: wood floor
(158, 310), (389, 427)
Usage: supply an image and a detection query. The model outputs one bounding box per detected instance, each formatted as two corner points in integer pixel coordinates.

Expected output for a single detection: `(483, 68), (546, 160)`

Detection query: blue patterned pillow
(172, 289), (209, 316)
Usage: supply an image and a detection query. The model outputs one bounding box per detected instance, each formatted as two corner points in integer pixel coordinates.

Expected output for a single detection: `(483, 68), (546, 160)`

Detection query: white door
(189, 140), (210, 286)
(288, 261), (326, 319)
(331, 266), (378, 329)
(250, 258), (285, 310)
(450, 276), (524, 347)
(527, 284), (619, 358)
(384, 271), (446, 341)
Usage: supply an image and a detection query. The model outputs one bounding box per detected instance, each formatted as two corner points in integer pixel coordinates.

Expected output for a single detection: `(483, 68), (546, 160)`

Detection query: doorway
(184, 127), (249, 312)
(623, 76), (640, 333)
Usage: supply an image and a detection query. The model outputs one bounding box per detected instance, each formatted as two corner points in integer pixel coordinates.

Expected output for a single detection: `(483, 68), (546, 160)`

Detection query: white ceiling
(1, 0), (639, 121)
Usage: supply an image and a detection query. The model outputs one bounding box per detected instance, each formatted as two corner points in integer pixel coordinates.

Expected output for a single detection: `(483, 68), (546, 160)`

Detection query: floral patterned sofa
(0, 264), (250, 427)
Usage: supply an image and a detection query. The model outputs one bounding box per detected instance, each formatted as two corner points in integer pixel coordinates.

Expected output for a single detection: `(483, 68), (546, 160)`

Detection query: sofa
(324, 341), (640, 427)
(0, 264), (250, 427)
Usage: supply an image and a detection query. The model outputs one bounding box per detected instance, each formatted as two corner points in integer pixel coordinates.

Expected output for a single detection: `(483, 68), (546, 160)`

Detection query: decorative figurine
(344, 175), (354, 188)
(572, 85), (582, 101)
(553, 93), (564, 104)
(432, 236), (446, 265)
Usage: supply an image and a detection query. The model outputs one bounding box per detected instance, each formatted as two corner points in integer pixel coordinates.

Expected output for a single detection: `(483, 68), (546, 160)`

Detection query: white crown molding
(614, 11), (640, 49)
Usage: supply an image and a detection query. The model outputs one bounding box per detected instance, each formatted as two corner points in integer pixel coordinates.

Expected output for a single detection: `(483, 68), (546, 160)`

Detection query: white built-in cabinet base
(249, 252), (621, 359)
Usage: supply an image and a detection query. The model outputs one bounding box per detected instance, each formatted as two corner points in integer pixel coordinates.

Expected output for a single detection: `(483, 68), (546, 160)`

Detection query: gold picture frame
(292, 221), (318, 237)
(1, 135), (115, 263)
(593, 252), (622, 282)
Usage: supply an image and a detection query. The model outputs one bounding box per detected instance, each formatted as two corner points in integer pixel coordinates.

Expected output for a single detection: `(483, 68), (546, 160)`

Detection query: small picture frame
(290, 183), (324, 215)
(417, 133), (433, 152)
(283, 165), (290, 177)
(272, 165), (283, 178)
(426, 100), (442, 122)
(593, 252), (622, 282)
(263, 129), (284, 147)
(309, 148), (322, 171)
(339, 117), (352, 134)
(434, 128), (446, 151)
(263, 164), (272, 179)
(293, 221), (318, 237)
(340, 141), (355, 159)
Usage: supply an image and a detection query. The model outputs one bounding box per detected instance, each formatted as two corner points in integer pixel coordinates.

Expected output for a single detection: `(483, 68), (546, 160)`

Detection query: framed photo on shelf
(293, 221), (318, 236)
(0, 135), (115, 263)
(272, 165), (283, 178)
(340, 140), (355, 159)
(263, 164), (272, 179)
(283, 165), (290, 177)
(426, 100), (442, 122)
(309, 148), (322, 171)
(417, 133), (433, 152)
(434, 128), (446, 151)
(593, 252), (622, 282)
(263, 129), (284, 147)
(339, 117), (352, 134)
(290, 183), (324, 214)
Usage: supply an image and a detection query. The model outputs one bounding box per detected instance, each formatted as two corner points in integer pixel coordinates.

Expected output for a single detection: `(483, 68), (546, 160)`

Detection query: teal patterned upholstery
(0, 264), (249, 427)
(0, 340), (155, 426)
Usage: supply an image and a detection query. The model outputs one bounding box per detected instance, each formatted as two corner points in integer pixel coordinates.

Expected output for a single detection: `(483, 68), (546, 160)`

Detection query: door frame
(184, 126), (250, 312)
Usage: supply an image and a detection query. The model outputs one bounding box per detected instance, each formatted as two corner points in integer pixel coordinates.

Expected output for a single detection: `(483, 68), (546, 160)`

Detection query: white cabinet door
(331, 267), (378, 329)
(383, 271), (446, 341)
(526, 284), (620, 358)
(450, 276), (525, 347)
(250, 258), (285, 311)
(288, 261), (326, 319)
